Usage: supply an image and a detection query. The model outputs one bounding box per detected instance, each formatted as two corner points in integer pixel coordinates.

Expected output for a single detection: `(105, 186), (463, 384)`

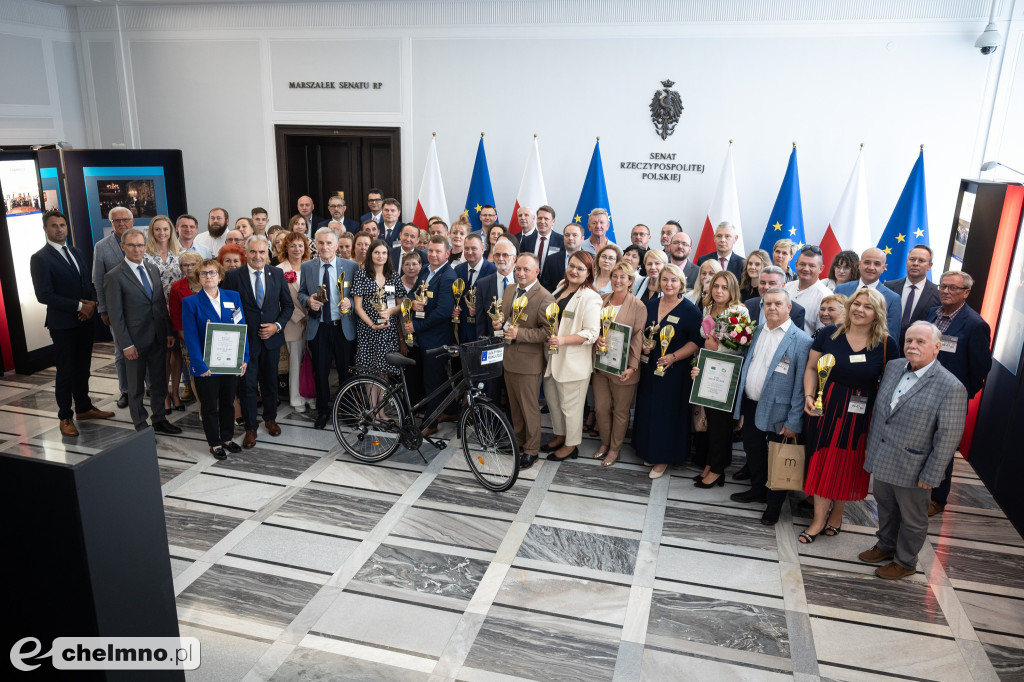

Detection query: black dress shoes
(210, 446), (227, 460)
(223, 440), (242, 453)
(761, 508), (781, 525)
(313, 414), (329, 430)
(694, 476), (725, 489)
(540, 440), (563, 453)
(116, 393), (129, 409)
(730, 489), (767, 504)
(519, 454), (538, 470)
(152, 420), (182, 435)
(732, 464), (751, 481)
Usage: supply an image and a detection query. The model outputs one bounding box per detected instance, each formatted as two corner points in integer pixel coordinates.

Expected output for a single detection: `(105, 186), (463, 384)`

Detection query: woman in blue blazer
(182, 259), (249, 459)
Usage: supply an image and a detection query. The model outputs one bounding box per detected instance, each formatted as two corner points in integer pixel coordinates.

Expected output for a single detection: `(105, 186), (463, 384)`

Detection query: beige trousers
(543, 375), (590, 447)
(591, 371), (638, 451)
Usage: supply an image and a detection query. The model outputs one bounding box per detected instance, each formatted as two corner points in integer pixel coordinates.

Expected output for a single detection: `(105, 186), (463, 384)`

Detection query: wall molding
(0, 0), (76, 31)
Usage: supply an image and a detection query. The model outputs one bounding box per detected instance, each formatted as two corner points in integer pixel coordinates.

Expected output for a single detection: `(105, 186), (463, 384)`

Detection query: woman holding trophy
(633, 264), (703, 479)
(591, 262), (646, 467)
(799, 288), (898, 544)
(541, 251), (602, 461)
(352, 239), (407, 376)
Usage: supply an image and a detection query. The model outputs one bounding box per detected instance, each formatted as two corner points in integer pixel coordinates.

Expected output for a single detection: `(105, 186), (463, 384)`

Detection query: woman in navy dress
(633, 263), (703, 479)
(800, 288), (898, 543)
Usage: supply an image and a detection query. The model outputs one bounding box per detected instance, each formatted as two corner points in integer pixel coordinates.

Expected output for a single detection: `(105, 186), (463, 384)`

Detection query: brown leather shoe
(265, 420), (282, 437)
(422, 427), (439, 437)
(59, 418), (79, 437)
(76, 408), (114, 420)
(928, 501), (944, 517)
(875, 561), (916, 580)
(242, 429), (257, 449)
(858, 544), (895, 564)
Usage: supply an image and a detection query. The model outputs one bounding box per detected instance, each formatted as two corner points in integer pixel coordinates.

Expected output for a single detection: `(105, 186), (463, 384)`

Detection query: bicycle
(332, 335), (520, 491)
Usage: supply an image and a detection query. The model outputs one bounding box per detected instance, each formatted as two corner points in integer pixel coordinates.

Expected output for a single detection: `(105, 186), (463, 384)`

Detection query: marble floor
(3, 344), (1023, 681)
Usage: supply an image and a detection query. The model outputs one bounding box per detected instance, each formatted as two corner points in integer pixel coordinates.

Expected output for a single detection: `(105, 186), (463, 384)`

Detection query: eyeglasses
(937, 284), (968, 291)
(112, 218), (133, 224)
(801, 245), (823, 255)
(198, 270), (219, 278)
(368, 198), (383, 203)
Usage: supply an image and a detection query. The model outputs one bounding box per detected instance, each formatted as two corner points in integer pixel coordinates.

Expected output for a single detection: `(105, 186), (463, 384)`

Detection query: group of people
(31, 189), (994, 578)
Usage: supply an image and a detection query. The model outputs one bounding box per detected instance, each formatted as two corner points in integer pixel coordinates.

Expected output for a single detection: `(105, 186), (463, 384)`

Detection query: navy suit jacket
(835, 281), (902, 341)
(413, 262), (457, 349)
(360, 212), (384, 227)
(31, 243), (96, 330)
(392, 246), (426, 270)
(697, 252), (744, 279)
(540, 248), (569, 293)
(518, 229), (564, 257)
(472, 272), (516, 340)
(885, 277), (940, 342)
(925, 303), (992, 399)
(744, 296), (806, 334)
(222, 265), (294, 351)
(381, 223), (406, 248)
(181, 288), (250, 376)
(452, 260), (497, 342)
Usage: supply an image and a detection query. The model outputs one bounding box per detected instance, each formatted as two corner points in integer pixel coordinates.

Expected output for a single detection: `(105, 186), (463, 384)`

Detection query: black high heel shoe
(546, 446), (579, 461)
(694, 476), (725, 489)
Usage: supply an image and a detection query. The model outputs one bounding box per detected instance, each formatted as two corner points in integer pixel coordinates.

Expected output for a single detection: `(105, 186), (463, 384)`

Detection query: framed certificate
(204, 322), (247, 375)
(595, 322), (631, 376)
(689, 349), (743, 412)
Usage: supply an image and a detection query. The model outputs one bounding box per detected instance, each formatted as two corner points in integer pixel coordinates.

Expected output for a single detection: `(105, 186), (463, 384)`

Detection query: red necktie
(538, 236), (547, 269)
(720, 257), (727, 269)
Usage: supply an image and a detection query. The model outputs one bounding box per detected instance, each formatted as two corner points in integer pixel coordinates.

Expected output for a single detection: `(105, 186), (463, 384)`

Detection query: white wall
(3, 0), (1023, 273)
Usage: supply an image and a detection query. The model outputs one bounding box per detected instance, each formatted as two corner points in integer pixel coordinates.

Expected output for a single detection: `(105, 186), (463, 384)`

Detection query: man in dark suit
(521, 205), (564, 274)
(452, 233), (496, 343)
(31, 210), (114, 437)
(391, 223), (426, 269)
(297, 195), (325, 233)
(404, 236), (457, 435)
(326, 195), (359, 233)
(884, 245), (941, 345)
(834, 248), (902, 337)
(667, 229), (699, 290)
(380, 198), (405, 248)
(223, 235), (294, 448)
(103, 229), (181, 434)
(696, 221), (743, 279)
(541, 223), (582, 293)
(359, 188), (384, 228)
(924, 270), (992, 516)
(744, 266), (806, 331)
(298, 228), (358, 429)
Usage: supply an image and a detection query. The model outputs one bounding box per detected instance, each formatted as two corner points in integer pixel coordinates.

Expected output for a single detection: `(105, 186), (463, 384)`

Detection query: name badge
(520, 313), (528, 322)
(640, 355), (649, 364)
(940, 335), (958, 353)
(386, 297), (396, 309)
(563, 310), (575, 319)
(427, 291), (434, 299)
(223, 301), (235, 309)
(848, 395), (868, 414)
(384, 285), (395, 294)
(850, 354), (866, 363)
(231, 309), (242, 324)
(494, 329), (505, 338)
(774, 358), (790, 374)
(343, 281), (350, 290)
(667, 315), (679, 324)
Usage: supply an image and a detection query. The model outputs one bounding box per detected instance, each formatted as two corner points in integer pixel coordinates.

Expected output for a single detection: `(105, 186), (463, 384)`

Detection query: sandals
(824, 523), (842, 537)
(593, 450), (609, 460)
(798, 531), (818, 544)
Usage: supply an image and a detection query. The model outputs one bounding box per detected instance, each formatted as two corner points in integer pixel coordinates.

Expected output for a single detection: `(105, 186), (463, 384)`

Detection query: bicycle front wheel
(460, 400), (519, 491)
(333, 375), (404, 462)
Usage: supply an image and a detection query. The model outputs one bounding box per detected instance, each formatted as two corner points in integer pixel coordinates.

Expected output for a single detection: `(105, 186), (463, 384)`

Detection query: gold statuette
(812, 353), (836, 415)
(465, 286), (477, 323)
(337, 270), (349, 315)
(371, 288), (387, 325)
(653, 325), (675, 377)
(413, 282), (429, 319)
(400, 298), (414, 343)
(640, 322), (660, 364)
(506, 295), (529, 345)
(544, 302), (561, 355)
(488, 297), (505, 338)
(596, 305), (615, 355)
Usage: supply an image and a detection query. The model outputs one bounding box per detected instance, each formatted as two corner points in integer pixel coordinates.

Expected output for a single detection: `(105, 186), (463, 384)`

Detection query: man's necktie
(62, 245), (78, 273)
(255, 270), (264, 307)
(901, 284), (916, 330)
(137, 265), (153, 299)
(468, 267), (476, 287)
(538, 236), (547, 270)
(720, 257), (727, 270)
(322, 263), (332, 323)
(515, 288), (525, 300)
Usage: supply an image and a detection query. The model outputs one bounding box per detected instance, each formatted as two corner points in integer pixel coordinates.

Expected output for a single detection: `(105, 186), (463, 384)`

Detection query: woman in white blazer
(277, 232), (311, 411)
(542, 251), (603, 461)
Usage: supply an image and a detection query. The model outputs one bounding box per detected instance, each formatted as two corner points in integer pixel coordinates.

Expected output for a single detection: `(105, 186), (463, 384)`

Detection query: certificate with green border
(204, 322), (247, 375)
(689, 348), (743, 412)
(594, 322), (631, 376)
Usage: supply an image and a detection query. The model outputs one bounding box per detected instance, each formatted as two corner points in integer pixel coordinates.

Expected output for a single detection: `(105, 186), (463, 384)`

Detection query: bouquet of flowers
(283, 270), (298, 284)
(714, 309), (756, 351)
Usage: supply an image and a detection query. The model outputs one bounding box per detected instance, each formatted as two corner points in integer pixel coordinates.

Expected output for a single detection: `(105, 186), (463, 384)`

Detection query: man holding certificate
(729, 288), (812, 525)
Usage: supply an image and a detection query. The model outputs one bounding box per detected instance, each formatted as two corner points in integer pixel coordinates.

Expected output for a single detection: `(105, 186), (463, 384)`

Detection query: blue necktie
(255, 270), (264, 307)
(137, 265), (153, 299)
(322, 263), (332, 323)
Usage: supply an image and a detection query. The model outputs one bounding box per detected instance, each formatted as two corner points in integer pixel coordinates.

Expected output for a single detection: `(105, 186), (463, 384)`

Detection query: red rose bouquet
(284, 270), (298, 284)
(714, 309), (756, 351)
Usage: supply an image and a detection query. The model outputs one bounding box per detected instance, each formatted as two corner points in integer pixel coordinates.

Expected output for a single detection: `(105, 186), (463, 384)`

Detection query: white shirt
(744, 319), (792, 402)
(497, 270), (515, 299)
(785, 279), (830, 336)
(465, 262), (483, 287)
(247, 265), (264, 301)
(891, 359), (935, 409)
(514, 279), (538, 297)
(205, 289), (221, 311)
(901, 279), (926, 317)
(194, 231), (225, 254)
(857, 279), (880, 290)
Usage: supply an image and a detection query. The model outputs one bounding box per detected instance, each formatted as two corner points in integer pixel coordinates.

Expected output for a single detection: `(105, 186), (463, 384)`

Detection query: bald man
(834, 247), (903, 337)
(297, 195), (326, 231)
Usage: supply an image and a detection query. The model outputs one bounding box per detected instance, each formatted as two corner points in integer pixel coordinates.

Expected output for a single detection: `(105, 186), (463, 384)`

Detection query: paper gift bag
(767, 438), (804, 491)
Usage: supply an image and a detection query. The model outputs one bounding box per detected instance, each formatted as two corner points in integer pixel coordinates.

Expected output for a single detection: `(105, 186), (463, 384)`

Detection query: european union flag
(574, 140), (616, 243)
(758, 146), (806, 268)
(464, 136), (496, 232)
(877, 150), (928, 283)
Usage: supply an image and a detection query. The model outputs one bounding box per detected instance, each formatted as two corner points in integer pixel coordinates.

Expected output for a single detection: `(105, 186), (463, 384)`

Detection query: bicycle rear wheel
(333, 375), (404, 462)
(460, 400), (519, 491)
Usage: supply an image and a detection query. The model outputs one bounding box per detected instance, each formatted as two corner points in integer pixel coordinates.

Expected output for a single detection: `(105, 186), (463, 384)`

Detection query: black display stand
(0, 430), (183, 680)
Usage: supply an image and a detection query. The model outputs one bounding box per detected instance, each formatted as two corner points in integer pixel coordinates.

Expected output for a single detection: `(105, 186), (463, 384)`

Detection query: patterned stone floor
(2, 344), (1022, 681)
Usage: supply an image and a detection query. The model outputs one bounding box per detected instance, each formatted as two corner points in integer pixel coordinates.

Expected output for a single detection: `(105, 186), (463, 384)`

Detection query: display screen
(83, 165), (169, 245)
(994, 222), (1024, 375)
(950, 188), (975, 269)
(1, 158), (50, 353)
(40, 166), (63, 213)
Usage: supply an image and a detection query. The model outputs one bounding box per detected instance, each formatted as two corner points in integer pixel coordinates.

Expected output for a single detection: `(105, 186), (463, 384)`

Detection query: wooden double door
(275, 125), (401, 225)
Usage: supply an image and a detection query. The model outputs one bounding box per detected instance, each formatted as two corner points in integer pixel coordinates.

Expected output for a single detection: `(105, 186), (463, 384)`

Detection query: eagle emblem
(650, 80), (683, 140)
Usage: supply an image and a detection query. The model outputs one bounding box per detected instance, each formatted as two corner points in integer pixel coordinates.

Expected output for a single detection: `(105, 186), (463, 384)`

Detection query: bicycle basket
(461, 336), (505, 381)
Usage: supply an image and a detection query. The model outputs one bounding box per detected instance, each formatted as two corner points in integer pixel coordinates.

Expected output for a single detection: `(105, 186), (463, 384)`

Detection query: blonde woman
(634, 249), (668, 302)
(144, 214), (182, 299)
(800, 288), (898, 544)
(278, 232), (311, 412)
(688, 258), (722, 306)
(592, 243), (622, 294)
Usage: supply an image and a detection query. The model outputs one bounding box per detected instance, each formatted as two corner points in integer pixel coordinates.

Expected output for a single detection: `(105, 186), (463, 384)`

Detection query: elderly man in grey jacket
(92, 206), (136, 407)
(858, 321), (967, 580)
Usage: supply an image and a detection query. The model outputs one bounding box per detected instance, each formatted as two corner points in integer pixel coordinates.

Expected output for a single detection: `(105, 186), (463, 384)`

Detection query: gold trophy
(371, 288), (387, 325)
(506, 295), (529, 345)
(812, 353), (836, 415)
(488, 297), (505, 338)
(336, 270), (349, 315)
(413, 282), (429, 319)
(465, 287), (477, 324)
(312, 284), (329, 317)
(451, 279), (466, 351)
(653, 325), (675, 377)
(596, 305), (615, 355)
(400, 298), (414, 343)
(640, 322), (660, 364)
(544, 302), (561, 355)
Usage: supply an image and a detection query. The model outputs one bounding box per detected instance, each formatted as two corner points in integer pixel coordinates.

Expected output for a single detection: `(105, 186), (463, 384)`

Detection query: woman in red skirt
(799, 288), (898, 544)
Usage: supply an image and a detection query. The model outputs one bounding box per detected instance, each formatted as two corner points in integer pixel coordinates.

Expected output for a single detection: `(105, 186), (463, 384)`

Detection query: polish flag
(820, 146), (871, 278)
(696, 141), (744, 259)
(412, 135), (450, 229)
(507, 136), (548, 234)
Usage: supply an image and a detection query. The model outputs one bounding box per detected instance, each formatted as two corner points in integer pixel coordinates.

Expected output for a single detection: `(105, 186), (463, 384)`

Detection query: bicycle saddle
(386, 352), (416, 367)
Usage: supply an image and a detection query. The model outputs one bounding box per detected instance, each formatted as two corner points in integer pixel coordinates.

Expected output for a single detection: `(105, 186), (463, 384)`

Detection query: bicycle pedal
(436, 440), (447, 450)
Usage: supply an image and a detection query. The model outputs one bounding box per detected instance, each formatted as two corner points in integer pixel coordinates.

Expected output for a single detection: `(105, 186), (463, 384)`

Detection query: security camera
(975, 22), (1001, 55)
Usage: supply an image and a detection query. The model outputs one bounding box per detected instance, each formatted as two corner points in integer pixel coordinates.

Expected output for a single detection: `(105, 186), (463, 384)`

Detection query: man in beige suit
(495, 252), (555, 469)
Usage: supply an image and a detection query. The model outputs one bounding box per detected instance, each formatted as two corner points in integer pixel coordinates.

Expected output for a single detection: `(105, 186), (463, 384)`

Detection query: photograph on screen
(40, 167), (63, 213)
(993, 227), (1024, 375)
(952, 190), (975, 265)
(3, 163), (42, 217)
(82, 165), (168, 243)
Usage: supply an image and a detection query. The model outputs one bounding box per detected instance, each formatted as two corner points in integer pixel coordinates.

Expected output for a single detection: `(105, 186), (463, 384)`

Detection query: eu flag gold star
(883, 246), (892, 255)
(773, 221), (783, 231)
(574, 214), (582, 223)
(474, 204), (482, 213)
(914, 228), (924, 238)
(789, 227), (797, 235)
(895, 233), (906, 243)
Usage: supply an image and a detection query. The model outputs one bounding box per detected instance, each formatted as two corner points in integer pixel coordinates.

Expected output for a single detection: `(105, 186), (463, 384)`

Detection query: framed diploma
(595, 322), (631, 376)
(204, 322), (247, 375)
(689, 349), (743, 412)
